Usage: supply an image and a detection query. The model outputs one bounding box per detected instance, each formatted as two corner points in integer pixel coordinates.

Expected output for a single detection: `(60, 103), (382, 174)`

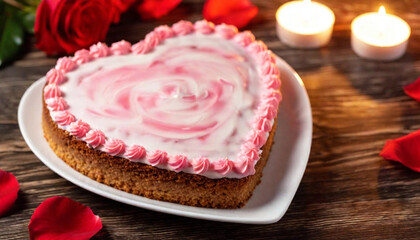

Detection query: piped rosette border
(43, 20), (281, 179)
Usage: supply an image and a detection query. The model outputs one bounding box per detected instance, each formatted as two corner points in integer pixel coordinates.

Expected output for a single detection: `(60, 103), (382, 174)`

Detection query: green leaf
(0, 4), (25, 67)
(18, 10), (35, 33)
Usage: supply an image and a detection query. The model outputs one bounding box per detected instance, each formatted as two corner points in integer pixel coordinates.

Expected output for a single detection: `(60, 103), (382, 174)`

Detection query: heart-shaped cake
(42, 20), (281, 208)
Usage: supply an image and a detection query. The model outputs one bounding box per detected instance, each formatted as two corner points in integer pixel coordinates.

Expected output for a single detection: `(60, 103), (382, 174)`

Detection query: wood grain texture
(1, 0), (420, 239)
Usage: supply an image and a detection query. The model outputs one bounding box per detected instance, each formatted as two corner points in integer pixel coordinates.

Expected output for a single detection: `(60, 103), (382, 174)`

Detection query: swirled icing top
(44, 20), (281, 179)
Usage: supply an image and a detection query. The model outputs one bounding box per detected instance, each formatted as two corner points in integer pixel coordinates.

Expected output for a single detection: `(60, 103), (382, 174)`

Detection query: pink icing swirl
(263, 75), (281, 90)
(154, 25), (175, 40)
(44, 84), (61, 99)
(247, 40), (267, 54)
(89, 42), (110, 58)
(258, 50), (275, 64)
(215, 23), (238, 39)
(239, 142), (260, 161)
(104, 139), (125, 156)
(51, 111), (75, 126)
(233, 31), (255, 47)
(191, 157), (210, 174)
(255, 117), (272, 132)
(261, 62), (280, 75)
(247, 129), (266, 148)
(194, 20), (215, 34)
(146, 150), (168, 166)
(111, 40), (132, 55)
(46, 97), (67, 111)
(257, 103), (277, 120)
(85, 129), (105, 148)
(212, 158), (233, 176)
(125, 145), (146, 161)
(145, 32), (161, 48)
(55, 57), (76, 73)
(168, 155), (188, 172)
(132, 41), (151, 54)
(234, 157), (255, 175)
(73, 49), (92, 64)
(46, 69), (65, 84)
(68, 120), (90, 138)
(172, 20), (194, 36)
(263, 90), (282, 106)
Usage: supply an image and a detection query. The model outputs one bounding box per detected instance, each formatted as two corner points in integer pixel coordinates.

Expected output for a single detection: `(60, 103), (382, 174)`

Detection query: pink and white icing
(111, 40), (132, 55)
(44, 20), (281, 179)
(55, 57), (76, 73)
(104, 139), (125, 156)
(144, 32), (161, 48)
(154, 25), (174, 39)
(44, 84), (61, 99)
(89, 42), (110, 58)
(233, 31), (255, 47)
(147, 150), (168, 166)
(46, 97), (67, 111)
(73, 49), (92, 64)
(247, 40), (268, 54)
(132, 41), (151, 54)
(213, 158), (234, 176)
(168, 155), (188, 172)
(191, 157), (210, 174)
(234, 157), (255, 175)
(46, 69), (65, 84)
(51, 111), (75, 126)
(172, 20), (194, 36)
(125, 145), (146, 161)
(194, 20), (215, 34)
(68, 120), (90, 138)
(215, 23), (238, 39)
(85, 130), (105, 148)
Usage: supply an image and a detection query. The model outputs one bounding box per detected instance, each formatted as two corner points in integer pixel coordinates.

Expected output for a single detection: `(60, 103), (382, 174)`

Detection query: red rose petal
(136, 0), (182, 20)
(380, 130), (420, 172)
(0, 169), (19, 217)
(29, 197), (102, 240)
(403, 77), (420, 101)
(203, 0), (258, 29)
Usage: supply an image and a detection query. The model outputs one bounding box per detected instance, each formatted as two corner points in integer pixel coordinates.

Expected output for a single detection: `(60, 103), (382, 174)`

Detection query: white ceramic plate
(18, 56), (312, 224)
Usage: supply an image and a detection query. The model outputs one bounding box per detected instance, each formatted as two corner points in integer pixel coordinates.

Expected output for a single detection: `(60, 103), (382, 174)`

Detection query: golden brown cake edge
(42, 96), (278, 208)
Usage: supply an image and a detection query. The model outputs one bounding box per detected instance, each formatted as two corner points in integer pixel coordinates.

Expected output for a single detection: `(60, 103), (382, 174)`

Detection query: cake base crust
(42, 100), (277, 208)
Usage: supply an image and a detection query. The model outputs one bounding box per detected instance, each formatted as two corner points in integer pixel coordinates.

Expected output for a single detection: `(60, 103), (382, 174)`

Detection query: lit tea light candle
(276, 0), (335, 48)
(351, 6), (411, 61)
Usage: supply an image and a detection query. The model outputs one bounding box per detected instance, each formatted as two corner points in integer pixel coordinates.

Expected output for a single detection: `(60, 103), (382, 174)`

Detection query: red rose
(35, 0), (119, 55)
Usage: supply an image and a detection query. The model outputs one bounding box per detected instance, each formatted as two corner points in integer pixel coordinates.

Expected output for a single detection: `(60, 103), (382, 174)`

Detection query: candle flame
(378, 6), (386, 16)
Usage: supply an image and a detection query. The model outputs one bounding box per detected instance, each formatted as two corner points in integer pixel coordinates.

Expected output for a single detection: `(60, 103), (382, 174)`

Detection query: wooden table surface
(1, 0), (420, 239)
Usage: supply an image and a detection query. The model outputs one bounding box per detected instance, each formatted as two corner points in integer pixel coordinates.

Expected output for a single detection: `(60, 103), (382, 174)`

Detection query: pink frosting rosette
(168, 155), (189, 172)
(103, 139), (125, 156)
(55, 57), (76, 73)
(85, 130), (105, 148)
(89, 42), (110, 58)
(73, 49), (92, 64)
(46, 69), (65, 84)
(191, 157), (210, 174)
(125, 145), (146, 161)
(147, 150), (168, 166)
(111, 40), (132, 55)
(45, 97), (67, 111)
(68, 120), (90, 138)
(213, 158), (233, 176)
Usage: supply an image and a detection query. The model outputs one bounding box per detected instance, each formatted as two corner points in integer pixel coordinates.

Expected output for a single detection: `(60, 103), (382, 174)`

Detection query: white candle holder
(276, 0), (335, 49)
(351, 6), (411, 61)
